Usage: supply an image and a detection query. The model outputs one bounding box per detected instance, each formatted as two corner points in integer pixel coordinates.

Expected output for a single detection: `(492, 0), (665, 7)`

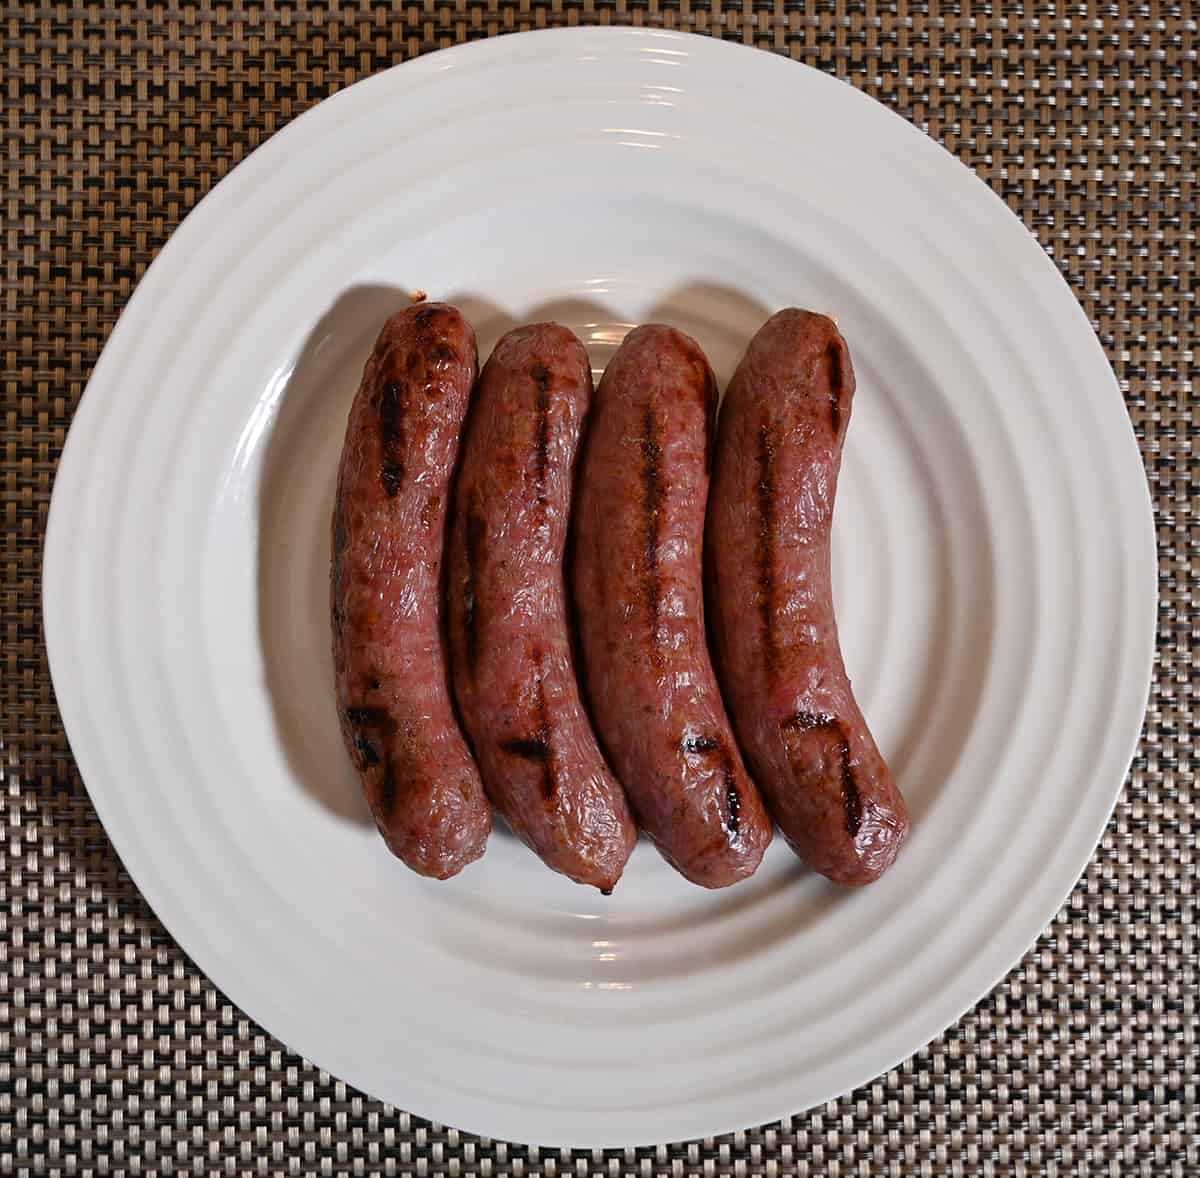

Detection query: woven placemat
(3, 2), (1195, 1173)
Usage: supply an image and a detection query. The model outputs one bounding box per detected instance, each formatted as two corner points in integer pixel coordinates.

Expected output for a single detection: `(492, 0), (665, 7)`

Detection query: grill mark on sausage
(379, 379), (406, 497)
(782, 710), (833, 733)
(531, 362), (552, 505)
(640, 405), (663, 643)
(345, 705), (396, 730)
(724, 770), (742, 836)
(354, 732), (382, 767)
(681, 732), (742, 838)
(500, 736), (551, 761)
(461, 505), (487, 676)
(824, 344), (845, 435)
(781, 711), (863, 837)
(344, 706), (397, 773)
(841, 748), (863, 837)
(498, 677), (556, 799)
(428, 341), (456, 367)
(756, 421), (777, 673)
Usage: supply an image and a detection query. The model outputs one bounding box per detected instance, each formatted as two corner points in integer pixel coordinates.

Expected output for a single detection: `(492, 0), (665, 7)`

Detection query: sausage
(571, 325), (773, 888)
(705, 309), (909, 885)
(331, 303), (491, 879)
(446, 325), (638, 891)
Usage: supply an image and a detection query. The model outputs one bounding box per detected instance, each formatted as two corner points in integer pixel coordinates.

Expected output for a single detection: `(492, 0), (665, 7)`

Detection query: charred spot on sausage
(344, 706), (397, 772)
(724, 772), (742, 837)
(824, 344), (845, 435)
(500, 736), (551, 761)
(680, 733), (742, 837)
(782, 710), (834, 733)
(345, 705), (396, 731)
(379, 379), (406, 497)
(499, 678), (556, 800)
(840, 749), (863, 837)
(531, 363), (552, 504)
(782, 712), (863, 837)
(354, 731), (381, 767)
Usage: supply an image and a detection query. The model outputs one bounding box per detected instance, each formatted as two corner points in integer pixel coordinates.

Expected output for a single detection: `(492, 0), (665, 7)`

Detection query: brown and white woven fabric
(2, 3), (1194, 1174)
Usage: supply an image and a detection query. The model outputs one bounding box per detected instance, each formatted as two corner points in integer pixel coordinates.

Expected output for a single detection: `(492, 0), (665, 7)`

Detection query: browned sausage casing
(446, 324), (638, 891)
(706, 309), (909, 885)
(572, 325), (773, 888)
(332, 303), (491, 879)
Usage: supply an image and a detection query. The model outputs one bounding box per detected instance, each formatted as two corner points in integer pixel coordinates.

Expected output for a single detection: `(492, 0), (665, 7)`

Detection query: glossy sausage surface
(706, 308), (908, 885)
(332, 302), (491, 879)
(572, 324), (772, 888)
(447, 324), (637, 891)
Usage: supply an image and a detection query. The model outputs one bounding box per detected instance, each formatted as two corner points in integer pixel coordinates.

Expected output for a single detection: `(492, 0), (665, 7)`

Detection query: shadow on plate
(858, 311), (996, 829)
(256, 283), (420, 829)
(447, 280), (773, 384)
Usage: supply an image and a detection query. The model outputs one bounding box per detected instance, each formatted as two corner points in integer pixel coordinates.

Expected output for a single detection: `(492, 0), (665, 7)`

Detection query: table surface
(3, 2), (1195, 1174)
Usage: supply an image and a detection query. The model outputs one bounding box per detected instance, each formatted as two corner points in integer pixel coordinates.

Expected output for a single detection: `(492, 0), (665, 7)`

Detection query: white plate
(44, 28), (1156, 1148)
